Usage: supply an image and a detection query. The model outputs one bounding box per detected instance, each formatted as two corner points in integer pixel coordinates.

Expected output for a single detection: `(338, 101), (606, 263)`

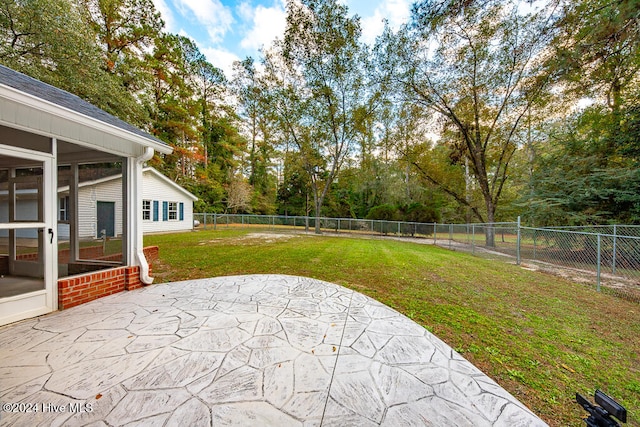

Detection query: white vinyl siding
(141, 169), (195, 234)
(77, 179), (123, 238)
(62, 167), (195, 238)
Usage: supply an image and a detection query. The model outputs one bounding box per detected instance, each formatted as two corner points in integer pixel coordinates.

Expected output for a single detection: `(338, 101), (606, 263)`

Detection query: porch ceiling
(0, 126), (122, 167)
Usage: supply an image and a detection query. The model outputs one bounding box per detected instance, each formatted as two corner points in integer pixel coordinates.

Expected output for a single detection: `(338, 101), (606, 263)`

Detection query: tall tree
(265, 0), (373, 233)
(525, 0), (640, 225)
(551, 0), (639, 111)
(529, 102), (640, 225)
(144, 34), (200, 180)
(232, 57), (278, 212)
(79, 0), (163, 79)
(382, 0), (558, 244)
(0, 0), (143, 121)
(277, 150), (313, 218)
(194, 56), (225, 171)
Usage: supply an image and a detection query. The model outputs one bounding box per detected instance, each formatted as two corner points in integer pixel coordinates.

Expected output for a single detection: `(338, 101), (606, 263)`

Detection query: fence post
(434, 223), (437, 244)
(472, 224), (475, 254)
(398, 221), (401, 235)
(516, 216), (521, 266)
(214, 213), (217, 230)
(612, 224), (617, 274)
(597, 234), (602, 292)
(203, 212), (207, 230)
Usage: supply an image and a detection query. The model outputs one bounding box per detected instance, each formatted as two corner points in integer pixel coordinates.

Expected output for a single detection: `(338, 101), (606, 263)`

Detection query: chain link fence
(518, 227), (640, 301)
(194, 213), (441, 237)
(192, 213), (640, 302)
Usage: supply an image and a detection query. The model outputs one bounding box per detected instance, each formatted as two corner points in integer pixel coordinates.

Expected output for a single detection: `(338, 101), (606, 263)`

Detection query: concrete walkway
(0, 275), (547, 426)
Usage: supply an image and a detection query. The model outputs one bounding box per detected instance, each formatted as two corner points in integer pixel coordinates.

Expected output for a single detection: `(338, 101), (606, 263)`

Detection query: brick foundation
(57, 246), (159, 310)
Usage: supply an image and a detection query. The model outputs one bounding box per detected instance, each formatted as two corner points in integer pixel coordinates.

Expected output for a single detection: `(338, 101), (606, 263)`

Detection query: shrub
(401, 202), (440, 223)
(366, 204), (401, 221)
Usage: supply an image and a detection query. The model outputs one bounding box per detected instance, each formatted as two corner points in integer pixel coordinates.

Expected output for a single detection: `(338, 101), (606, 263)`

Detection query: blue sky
(151, 0), (412, 78)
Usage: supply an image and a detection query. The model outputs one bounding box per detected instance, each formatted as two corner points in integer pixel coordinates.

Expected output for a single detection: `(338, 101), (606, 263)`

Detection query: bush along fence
(193, 213), (640, 301)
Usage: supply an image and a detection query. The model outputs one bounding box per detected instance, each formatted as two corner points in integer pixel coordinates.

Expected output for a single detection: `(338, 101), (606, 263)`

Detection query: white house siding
(0, 196), (39, 238)
(53, 168), (195, 240)
(78, 179), (123, 239)
(141, 170), (195, 234)
(58, 223), (70, 240)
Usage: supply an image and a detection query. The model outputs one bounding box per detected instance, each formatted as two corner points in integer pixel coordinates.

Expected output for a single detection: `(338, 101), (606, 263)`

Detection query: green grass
(145, 229), (640, 427)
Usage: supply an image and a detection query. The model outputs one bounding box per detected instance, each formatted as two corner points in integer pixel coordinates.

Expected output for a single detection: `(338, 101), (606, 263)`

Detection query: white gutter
(136, 147), (155, 284)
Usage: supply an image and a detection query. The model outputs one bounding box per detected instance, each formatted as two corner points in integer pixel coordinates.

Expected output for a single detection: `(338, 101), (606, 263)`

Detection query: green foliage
(550, 0), (640, 110)
(366, 204), (400, 221)
(0, 0), (146, 123)
(231, 57), (277, 209)
(402, 202), (440, 223)
(380, 0), (558, 228)
(277, 152), (312, 217)
(365, 202), (441, 224)
(251, 189), (276, 215)
(186, 179), (225, 213)
(264, 0), (375, 231)
(528, 102), (640, 225)
(79, 0), (163, 82)
(3, 0), (639, 224)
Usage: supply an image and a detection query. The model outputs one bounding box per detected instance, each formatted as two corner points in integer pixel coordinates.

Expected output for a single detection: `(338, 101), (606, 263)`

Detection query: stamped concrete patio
(0, 274), (547, 426)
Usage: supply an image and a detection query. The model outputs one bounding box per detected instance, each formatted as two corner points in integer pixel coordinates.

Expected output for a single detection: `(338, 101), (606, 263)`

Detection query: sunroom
(0, 65), (172, 326)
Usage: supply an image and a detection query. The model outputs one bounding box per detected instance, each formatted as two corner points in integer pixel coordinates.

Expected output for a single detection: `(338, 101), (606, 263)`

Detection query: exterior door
(97, 201), (115, 237)
(0, 145), (56, 326)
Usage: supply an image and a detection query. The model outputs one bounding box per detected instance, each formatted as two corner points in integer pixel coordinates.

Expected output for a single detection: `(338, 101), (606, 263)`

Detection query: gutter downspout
(136, 147), (154, 284)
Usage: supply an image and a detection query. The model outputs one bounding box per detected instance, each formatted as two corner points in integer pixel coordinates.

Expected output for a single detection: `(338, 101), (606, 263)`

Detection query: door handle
(48, 228), (54, 244)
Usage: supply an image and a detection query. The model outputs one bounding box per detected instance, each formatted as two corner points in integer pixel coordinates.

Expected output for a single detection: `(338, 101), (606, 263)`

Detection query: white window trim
(142, 199), (151, 221)
(168, 201), (178, 221)
(59, 195), (69, 222)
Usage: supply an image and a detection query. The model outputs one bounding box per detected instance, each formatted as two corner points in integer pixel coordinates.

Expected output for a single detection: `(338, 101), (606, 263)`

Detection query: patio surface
(0, 274), (547, 426)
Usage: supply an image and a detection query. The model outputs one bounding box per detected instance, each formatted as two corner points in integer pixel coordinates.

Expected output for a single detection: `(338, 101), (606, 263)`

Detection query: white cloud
(237, 1), (255, 22)
(175, 0), (234, 44)
(202, 47), (241, 79)
(360, 0), (411, 45)
(238, 1), (287, 52)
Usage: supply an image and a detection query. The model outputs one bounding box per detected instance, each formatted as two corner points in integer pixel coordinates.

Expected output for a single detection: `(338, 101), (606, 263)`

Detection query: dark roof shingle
(0, 64), (167, 147)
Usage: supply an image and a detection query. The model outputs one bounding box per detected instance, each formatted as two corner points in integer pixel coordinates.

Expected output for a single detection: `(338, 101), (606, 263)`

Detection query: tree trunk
(465, 158), (472, 224)
(314, 194), (322, 234)
(305, 192), (310, 232)
(484, 199), (496, 247)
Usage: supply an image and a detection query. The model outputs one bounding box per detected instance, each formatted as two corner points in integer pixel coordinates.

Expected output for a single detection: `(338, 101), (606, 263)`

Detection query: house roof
(141, 167), (198, 201)
(0, 65), (172, 157)
(58, 167), (198, 201)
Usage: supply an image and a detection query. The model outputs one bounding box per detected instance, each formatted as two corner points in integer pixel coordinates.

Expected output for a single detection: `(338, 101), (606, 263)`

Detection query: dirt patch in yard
(520, 261), (640, 302)
(198, 232), (301, 246)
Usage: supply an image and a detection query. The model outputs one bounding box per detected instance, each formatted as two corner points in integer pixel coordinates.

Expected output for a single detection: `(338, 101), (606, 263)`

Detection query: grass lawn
(144, 229), (639, 427)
